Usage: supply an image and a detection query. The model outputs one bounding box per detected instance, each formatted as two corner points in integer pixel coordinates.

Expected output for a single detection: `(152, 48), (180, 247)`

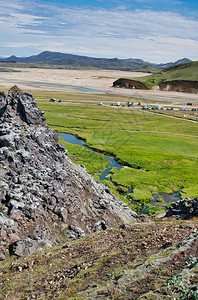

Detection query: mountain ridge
(157, 57), (192, 69)
(1, 51), (191, 72)
(0, 51), (154, 71)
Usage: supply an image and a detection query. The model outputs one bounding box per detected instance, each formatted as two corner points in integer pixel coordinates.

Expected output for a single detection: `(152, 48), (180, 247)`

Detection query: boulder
(166, 197), (198, 219)
(9, 237), (52, 257)
(93, 221), (107, 232)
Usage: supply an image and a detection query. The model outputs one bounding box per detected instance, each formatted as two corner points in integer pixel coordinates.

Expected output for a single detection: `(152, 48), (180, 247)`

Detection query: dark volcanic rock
(166, 197), (198, 219)
(0, 87), (137, 257)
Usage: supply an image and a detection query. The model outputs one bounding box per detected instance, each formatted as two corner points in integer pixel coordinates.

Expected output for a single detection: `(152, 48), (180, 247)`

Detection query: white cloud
(0, 42), (41, 48)
(9, 13), (49, 26)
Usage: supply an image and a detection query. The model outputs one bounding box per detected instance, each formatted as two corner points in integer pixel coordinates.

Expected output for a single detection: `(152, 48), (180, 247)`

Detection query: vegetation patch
(130, 60), (198, 89)
(36, 91), (198, 212)
(59, 136), (109, 175)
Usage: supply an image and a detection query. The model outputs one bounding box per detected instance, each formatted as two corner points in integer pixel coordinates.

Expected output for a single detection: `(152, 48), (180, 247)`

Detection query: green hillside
(131, 61), (198, 89)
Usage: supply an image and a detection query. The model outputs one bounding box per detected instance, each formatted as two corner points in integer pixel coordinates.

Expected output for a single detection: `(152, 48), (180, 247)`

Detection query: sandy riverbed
(0, 68), (198, 103)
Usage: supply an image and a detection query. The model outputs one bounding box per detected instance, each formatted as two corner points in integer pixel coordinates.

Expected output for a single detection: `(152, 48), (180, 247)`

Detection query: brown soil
(159, 80), (198, 93)
(0, 220), (197, 299)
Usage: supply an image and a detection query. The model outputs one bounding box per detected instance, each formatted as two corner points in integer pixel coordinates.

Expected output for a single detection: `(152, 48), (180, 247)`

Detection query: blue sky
(0, 0), (198, 63)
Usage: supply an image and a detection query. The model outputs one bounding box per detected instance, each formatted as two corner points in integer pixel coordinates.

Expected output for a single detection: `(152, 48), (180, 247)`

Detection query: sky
(0, 0), (198, 63)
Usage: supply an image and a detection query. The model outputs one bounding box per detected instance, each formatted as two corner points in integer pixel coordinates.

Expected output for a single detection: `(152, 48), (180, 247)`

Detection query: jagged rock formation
(166, 197), (198, 219)
(0, 87), (137, 258)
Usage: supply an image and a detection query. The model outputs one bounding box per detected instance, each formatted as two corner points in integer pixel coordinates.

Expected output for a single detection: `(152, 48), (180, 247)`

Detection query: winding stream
(59, 132), (123, 181)
(59, 132), (181, 213)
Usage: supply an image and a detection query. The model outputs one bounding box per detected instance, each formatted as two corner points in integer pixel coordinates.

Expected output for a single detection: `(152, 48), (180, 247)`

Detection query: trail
(143, 109), (198, 123)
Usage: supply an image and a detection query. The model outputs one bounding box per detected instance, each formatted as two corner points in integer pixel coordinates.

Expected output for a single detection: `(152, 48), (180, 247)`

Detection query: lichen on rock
(0, 87), (137, 258)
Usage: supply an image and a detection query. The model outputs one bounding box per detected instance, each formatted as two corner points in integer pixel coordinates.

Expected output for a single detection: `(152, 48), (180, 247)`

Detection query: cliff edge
(0, 87), (137, 259)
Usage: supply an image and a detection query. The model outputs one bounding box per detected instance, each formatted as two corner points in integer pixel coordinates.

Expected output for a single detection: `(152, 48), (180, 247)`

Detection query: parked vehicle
(50, 98), (56, 102)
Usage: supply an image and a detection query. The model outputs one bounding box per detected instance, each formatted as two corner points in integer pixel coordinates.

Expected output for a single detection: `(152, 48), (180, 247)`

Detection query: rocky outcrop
(0, 87), (137, 258)
(113, 78), (148, 90)
(159, 80), (198, 93)
(166, 197), (198, 219)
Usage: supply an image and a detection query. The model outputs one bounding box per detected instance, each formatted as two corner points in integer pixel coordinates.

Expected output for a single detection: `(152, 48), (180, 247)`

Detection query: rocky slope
(0, 220), (197, 299)
(0, 87), (137, 259)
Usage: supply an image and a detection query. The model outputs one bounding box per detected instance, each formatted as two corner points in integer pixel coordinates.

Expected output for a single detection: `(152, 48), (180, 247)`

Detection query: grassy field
(34, 89), (198, 215)
(131, 61), (198, 89)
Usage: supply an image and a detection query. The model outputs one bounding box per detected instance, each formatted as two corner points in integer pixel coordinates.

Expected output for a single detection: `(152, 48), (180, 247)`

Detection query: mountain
(1, 52), (193, 72)
(0, 51), (157, 71)
(157, 58), (192, 69)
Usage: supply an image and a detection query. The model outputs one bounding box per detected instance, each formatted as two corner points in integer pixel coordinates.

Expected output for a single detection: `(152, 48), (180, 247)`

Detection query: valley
(0, 68), (197, 299)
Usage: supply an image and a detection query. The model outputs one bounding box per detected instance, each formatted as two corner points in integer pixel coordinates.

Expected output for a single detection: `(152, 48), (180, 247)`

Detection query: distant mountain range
(0, 51), (192, 72)
(156, 58), (192, 69)
(0, 51), (154, 71)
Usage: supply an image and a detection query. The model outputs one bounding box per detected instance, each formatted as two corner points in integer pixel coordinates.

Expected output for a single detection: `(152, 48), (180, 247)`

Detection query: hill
(0, 51), (158, 72)
(136, 60), (198, 89)
(114, 60), (198, 93)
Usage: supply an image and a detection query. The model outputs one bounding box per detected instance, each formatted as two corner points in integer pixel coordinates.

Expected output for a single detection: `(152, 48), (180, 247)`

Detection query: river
(59, 132), (181, 214)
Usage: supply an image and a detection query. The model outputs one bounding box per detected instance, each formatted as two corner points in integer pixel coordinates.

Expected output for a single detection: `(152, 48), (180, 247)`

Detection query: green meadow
(35, 90), (198, 214)
(131, 60), (198, 89)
